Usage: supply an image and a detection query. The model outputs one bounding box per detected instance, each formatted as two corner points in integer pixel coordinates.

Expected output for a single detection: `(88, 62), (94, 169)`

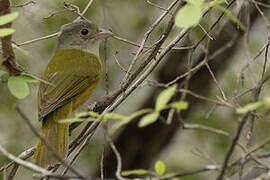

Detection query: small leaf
(169, 101), (189, 110)
(186, 0), (204, 6)
(155, 160), (166, 176)
(138, 112), (159, 128)
(0, 12), (18, 26)
(8, 76), (29, 99)
(103, 113), (126, 122)
(88, 111), (100, 118)
(21, 73), (52, 84)
(202, 0), (225, 8)
(59, 117), (96, 123)
(74, 111), (100, 118)
(0, 28), (15, 37)
(121, 169), (149, 176)
(0, 70), (8, 77)
(156, 84), (177, 111)
(175, 4), (202, 28)
(74, 112), (89, 117)
(236, 101), (263, 114)
(214, 5), (246, 31)
(19, 73), (39, 83)
(109, 109), (153, 134)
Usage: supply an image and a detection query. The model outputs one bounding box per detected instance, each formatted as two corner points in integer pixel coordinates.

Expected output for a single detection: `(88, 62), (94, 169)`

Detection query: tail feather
(34, 104), (71, 168)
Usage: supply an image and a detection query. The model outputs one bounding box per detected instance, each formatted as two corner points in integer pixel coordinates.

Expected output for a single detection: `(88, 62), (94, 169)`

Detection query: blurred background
(1, 0), (270, 179)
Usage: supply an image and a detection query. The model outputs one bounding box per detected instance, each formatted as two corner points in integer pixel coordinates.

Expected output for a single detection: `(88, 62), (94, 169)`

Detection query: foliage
(0, 12), (18, 37)
(175, 0), (246, 30)
(121, 160), (180, 180)
(0, 0), (269, 180)
(0, 71), (39, 99)
(236, 96), (270, 114)
(59, 84), (189, 132)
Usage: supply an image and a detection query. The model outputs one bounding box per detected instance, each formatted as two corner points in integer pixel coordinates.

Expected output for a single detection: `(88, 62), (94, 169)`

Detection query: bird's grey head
(57, 20), (113, 56)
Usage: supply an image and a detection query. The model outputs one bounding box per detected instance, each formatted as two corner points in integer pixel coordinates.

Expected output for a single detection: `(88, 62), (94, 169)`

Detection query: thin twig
(217, 113), (250, 180)
(251, 0), (270, 30)
(16, 33), (58, 46)
(77, 0), (94, 20)
(205, 62), (227, 100)
(15, 107), (87, 180)
(122, 0), (179, 82)
(0, 147), (35, 172)
(261, 35), (270, 79)
(104, 126), (125, 180)
(145, 0), (168, 11)
(113, 52), (127, 72)
(183, 123), (231, 137)
(0, 144), (50, 175)
(161, 165), (220, 179)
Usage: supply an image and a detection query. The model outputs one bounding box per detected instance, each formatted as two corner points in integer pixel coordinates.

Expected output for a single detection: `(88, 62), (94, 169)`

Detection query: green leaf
(214, 5), (246, 31)
(74, 112), (88, 117)
(0, 70), (8, 77)
(21, 72), (51, 84)
(121, 169), (149, 176)
(155, 160), (166, 176)
(138, 112), (159, 128)
(8, 76), (29, 99)
(109, 109), (153, 134)
(175, 4), (202, 28)
(236, 101), (263, 114)
(87, 111), (100, 118)
(156, 84), (177, 111)
(59, 117), (96, 123)
(103, 113), (126, 122)
(169, 101), (189, 110)
(19, 73), (39, 83)
(0, 12), (18, 26)
(202, 0), (225, 8)
(186, 0), (204, 6)
(74, 111), (100, 118)
(0, 28), (15, 37)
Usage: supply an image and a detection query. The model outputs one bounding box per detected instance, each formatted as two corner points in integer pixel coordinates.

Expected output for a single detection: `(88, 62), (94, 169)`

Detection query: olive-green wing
(38, 72), (99, 121)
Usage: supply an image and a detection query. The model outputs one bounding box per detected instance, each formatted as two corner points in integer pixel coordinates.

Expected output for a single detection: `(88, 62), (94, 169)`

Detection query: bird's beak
(96, 28), (114, 39)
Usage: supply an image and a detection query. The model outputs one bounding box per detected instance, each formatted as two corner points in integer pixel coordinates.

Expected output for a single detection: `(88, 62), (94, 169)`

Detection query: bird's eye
(80, 28), (89, 35)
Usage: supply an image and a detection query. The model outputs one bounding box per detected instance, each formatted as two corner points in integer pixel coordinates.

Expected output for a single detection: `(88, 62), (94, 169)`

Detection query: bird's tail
(34, 105), (71, 168)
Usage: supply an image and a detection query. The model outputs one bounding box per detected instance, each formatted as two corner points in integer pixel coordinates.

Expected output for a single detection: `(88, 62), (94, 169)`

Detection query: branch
(0, 144), (50, 176)
(0, 0), (22, 75)
(161, 165), (220, 179)
(0, 146), (35, 172)
(15, 107), (87, 180)
(217, 113), (251, 180)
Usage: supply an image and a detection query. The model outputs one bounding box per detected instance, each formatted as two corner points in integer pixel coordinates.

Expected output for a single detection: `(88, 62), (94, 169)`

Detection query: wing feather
(38, 49), (102, 121)
(38, 73), (98, 121)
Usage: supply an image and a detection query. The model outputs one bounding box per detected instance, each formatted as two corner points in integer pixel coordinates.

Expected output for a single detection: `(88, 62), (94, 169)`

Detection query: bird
(34, 20), (113, 168)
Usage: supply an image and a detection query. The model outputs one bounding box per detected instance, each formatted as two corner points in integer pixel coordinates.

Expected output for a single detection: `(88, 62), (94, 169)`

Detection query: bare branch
(0, 144), (50, 175)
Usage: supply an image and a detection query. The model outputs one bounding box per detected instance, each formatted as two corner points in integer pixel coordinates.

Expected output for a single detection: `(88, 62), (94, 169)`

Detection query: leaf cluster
(59, 84), (189, 134)
(121, 160), (180, 180)
(0, 12), (18, 37)
(175, 0), (246, 30)
(0, 70), (40, 99)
